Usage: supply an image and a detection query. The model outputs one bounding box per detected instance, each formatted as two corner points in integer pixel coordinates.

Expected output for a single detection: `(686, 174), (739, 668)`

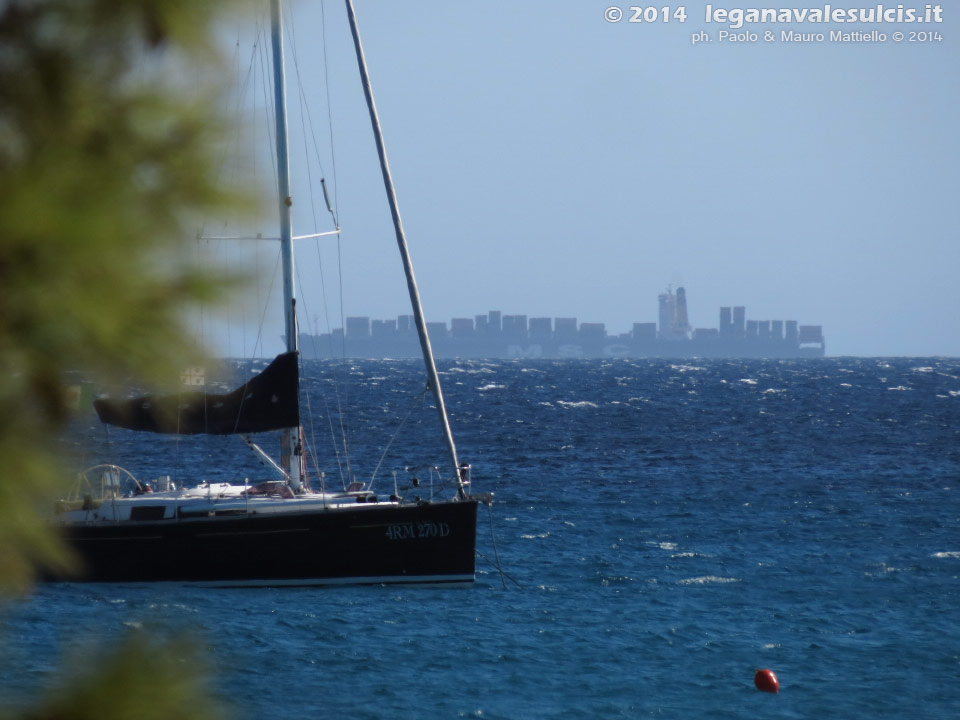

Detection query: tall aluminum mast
(344, 0), (466, 498)
(269, 0), (302, 491)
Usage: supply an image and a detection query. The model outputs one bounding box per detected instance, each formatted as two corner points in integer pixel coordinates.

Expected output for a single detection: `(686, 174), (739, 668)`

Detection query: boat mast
(344, 0), (466, 499)
(269, 0), (302, 491)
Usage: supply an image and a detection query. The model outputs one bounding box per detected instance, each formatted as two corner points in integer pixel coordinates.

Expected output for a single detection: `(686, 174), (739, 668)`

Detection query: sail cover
(94, 352), (300, 435)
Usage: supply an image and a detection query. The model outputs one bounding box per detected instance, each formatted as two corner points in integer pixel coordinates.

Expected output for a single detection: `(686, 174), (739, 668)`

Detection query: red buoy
(754, 668), (779, 693)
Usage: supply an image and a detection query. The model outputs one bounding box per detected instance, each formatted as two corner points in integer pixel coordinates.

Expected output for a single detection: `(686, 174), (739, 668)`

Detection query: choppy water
(4, 358), (960, 718)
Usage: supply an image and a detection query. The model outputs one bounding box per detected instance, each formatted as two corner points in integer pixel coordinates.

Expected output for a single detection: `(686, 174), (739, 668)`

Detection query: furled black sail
(94, 352), (299, 435)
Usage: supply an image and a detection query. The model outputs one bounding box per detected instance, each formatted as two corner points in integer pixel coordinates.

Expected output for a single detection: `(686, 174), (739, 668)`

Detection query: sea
(3, 357), (960, 719)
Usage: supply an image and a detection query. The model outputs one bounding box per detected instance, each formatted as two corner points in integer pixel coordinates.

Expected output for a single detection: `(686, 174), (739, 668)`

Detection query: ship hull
(299, 333), (826, 360)
(54, 499), (478, 587)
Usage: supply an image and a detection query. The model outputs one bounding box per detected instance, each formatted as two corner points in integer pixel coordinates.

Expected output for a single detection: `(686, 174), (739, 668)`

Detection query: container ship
(298, 287), (825, 360)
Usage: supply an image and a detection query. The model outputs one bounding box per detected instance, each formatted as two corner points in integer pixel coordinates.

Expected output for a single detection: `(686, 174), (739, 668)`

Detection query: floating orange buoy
(754, 668), (779, 693)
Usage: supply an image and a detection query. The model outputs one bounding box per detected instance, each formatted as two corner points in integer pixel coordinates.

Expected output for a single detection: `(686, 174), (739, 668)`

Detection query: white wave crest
(447, 366), (495, 374)
(677, 576), (741, 585)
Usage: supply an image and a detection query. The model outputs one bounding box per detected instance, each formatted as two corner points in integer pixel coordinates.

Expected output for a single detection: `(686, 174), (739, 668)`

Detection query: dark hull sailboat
(53, 339), (481, 586)
(58, 495), (478, 587)
(52, 0), (483, 587)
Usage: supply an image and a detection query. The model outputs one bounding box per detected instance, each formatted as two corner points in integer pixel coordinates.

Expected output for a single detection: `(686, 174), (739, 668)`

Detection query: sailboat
(52, 0), (481, 587)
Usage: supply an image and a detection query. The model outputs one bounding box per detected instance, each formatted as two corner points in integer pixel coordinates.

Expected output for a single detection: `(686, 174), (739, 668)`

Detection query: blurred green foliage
(0, 0), (253, 587)
(18, 634), (224, 720)
(0, 0), (259, 715)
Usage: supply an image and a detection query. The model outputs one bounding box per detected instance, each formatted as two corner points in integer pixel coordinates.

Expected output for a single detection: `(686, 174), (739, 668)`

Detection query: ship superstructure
(299, 287), (825, 360)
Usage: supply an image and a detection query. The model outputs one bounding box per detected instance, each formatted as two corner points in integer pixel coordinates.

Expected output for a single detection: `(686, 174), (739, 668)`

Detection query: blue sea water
(3, 358), (960, 718)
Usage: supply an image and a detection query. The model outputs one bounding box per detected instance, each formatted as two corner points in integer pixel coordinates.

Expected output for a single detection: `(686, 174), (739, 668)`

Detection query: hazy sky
(202, 1), (959, 358)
